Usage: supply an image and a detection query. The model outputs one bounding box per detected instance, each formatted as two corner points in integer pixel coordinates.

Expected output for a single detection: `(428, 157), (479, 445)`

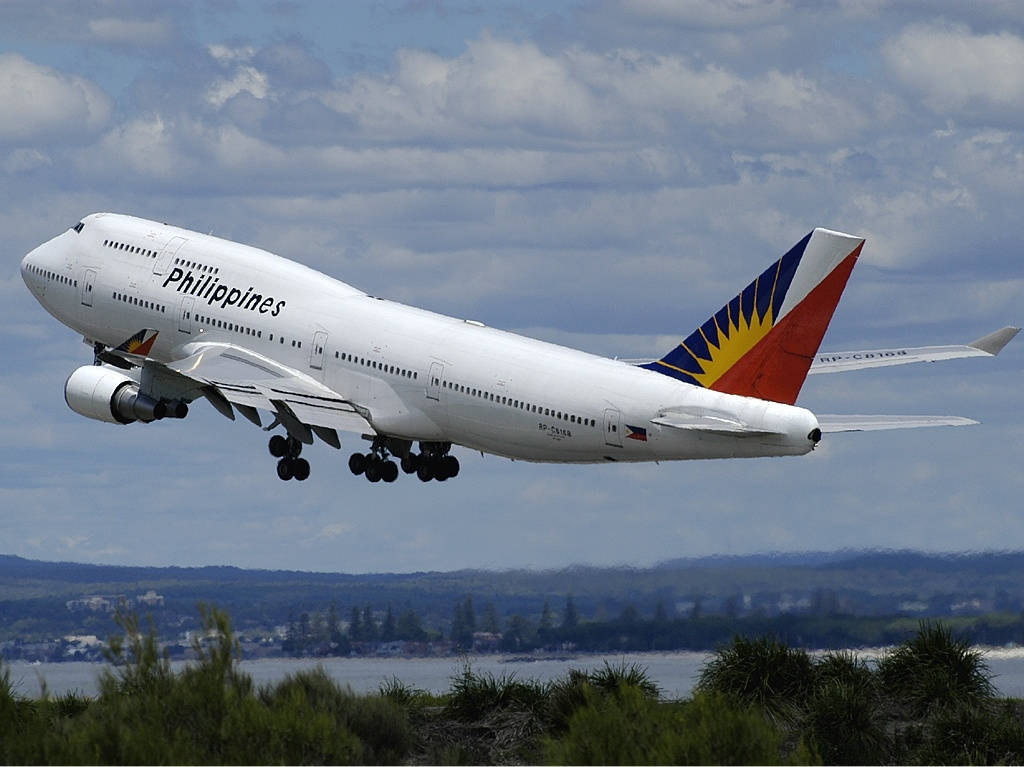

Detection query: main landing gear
(269, 434), (310, 481)
(348, 440), (460, 484)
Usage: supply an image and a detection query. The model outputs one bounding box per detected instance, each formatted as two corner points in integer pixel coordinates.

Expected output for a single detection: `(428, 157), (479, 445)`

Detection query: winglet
(968, 326), (1020, 356)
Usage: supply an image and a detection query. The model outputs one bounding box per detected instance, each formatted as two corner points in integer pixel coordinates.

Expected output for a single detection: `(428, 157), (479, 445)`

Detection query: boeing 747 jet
(21, 214), (1018, 482)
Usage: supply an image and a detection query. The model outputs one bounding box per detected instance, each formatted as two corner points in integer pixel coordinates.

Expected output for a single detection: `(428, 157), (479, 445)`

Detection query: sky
(1, 0), (1021, 574)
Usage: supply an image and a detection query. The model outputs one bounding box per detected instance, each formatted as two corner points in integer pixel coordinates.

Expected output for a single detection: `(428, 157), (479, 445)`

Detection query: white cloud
(0, 54), (111, 143)
(316, 36), (864, 146)
(883, 23), (1024, 116)
(87, 17), (174, 45)
(206, 66), (271, 107)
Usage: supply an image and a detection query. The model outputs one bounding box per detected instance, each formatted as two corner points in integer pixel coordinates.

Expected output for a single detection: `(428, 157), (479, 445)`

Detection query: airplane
(20, 213), (1018, 483)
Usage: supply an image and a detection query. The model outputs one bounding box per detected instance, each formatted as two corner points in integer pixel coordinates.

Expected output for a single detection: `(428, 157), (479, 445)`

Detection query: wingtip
(968, 326), (1021, 356)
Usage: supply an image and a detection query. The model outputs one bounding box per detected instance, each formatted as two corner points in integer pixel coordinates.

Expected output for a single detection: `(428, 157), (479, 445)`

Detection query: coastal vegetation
(3, 607), (1024, 765)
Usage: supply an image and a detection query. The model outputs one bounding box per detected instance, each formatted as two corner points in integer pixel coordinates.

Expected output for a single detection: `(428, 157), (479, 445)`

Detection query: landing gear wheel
(292, 457), (310, 481)
(365, 459), (382, 483)
(442, 455), (460, 478)
(285, 436), (303, 458)
(416, 462), (433, 482)
(400, 454), (419, 474)
(276, 458), (294, 481)
(349, 453), (366, 476)
(382, 460), (399, 483)
(269, 434), (288, 458)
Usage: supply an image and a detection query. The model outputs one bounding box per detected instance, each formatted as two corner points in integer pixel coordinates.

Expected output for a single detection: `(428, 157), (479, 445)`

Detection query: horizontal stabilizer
(816, 414), (978, 432)
(810, 326), (1019, 374)
(651, 409), (782, 437)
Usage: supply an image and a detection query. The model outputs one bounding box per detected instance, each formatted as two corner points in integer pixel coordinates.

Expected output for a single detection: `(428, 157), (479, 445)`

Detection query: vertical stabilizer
(641, 228), (864, 404)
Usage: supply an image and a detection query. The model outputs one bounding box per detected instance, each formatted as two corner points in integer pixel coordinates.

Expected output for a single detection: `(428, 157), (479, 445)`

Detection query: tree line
(280, 593), (1024, 656)
(4, 607), (1024, 764)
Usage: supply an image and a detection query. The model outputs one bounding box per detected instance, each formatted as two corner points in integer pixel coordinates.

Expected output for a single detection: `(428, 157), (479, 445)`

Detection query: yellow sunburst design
(683, 301), (775, 389)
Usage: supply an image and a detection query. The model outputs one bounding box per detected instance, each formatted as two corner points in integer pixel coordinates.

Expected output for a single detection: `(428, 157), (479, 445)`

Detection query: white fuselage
(21, 213), (819, 463)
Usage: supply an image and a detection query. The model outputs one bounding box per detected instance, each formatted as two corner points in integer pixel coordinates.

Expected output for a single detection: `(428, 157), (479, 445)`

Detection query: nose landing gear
(269, 434), (310, 481)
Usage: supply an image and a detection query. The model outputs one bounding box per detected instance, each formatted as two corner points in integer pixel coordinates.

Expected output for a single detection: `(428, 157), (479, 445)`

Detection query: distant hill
(4, 550), (1024, 643)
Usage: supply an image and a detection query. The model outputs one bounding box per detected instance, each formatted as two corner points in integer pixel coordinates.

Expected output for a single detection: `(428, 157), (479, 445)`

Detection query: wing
(161, 341), (374, 446)
(809, 326), (1019, 374)
(816, 414), (978, 432)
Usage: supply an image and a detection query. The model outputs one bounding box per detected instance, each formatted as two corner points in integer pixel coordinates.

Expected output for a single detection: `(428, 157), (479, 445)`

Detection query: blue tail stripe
(688, 328), (711, 361)
(714, 306), (731, 340)
(740, 281), (756, 324)
(769, 234), (809, 318)
(638, 230), (814, 388)
(728, 295), (741, 329)
(700, 317), (719, 349)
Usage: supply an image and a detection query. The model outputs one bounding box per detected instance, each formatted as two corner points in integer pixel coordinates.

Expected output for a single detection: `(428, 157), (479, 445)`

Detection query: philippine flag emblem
(625, 424), (648, 442)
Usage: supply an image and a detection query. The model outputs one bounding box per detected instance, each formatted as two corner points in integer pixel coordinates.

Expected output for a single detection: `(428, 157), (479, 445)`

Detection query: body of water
(8, 648), (1024, 701)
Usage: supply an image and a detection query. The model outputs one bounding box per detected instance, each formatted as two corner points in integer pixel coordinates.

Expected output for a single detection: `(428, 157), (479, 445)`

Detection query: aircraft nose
(21, 248), (36, 288)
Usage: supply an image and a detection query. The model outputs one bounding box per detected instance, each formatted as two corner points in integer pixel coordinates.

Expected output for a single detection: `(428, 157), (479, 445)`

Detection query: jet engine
(64, 365), (188, 424)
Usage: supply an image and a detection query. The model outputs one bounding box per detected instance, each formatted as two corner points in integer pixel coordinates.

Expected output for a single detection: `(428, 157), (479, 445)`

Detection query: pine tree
(654, 599), (669, 623)
(298, 612), (311, 654)
(501, 614), (531, 651)
(327, 601), (342, 644)
(397, 609), (426, 641)
(382, 603), (396, 641)
(452, 596), (475, 650)
(362, 605), (377, 641)
(483, 602), (500, 634)
(563, 594), (579, 629)
(349, 606), (362, 641)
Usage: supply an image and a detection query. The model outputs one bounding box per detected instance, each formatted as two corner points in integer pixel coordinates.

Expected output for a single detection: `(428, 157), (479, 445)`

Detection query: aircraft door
(81, 269), (97, 307)
(426, 361), (443, 400)
(178, 296), (194, 334)
(310, 330), (328, 370)
(153, 236), (187, 276)
(604, 407), (623, 447)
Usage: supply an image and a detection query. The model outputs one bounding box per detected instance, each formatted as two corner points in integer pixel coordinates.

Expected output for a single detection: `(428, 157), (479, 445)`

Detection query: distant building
(136, 590), (165, 607)
(65, 595), (128, 612)
(65, 590), (164, 612)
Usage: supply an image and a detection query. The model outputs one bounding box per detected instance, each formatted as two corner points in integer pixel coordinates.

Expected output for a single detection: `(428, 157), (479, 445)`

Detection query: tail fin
(641, 228), (864, 405)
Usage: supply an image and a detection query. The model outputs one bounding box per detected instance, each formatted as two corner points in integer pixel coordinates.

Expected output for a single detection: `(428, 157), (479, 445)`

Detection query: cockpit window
(72, 222), (84, 233)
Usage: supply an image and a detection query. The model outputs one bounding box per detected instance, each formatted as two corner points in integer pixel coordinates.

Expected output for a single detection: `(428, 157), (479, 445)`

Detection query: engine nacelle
(64, 365), (171, 424)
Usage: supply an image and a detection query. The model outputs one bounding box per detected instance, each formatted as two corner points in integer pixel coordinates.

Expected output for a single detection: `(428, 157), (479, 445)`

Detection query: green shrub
(546, 662), (660, 732)
(913, 700), (1024, 765)
(877, 621), (994, 719)
(544, 686), (811, 765)
(587, 660), (660, 698)
(697, 635), (814, 722)
(445, 664), (549, 721)
(804, 653), (888, 766)
(261, 667), (412, 764)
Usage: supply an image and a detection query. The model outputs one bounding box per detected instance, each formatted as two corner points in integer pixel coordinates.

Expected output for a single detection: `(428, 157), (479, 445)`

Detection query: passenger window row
(27, 264), (77, 287)
(436, 377), (597, 427)
(194, 313), (263, 340)
(174, 257), (218, 274)
(104, 239), (157, 259)
(112, 292), (166, 314)
(334, 350), (418, 380)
